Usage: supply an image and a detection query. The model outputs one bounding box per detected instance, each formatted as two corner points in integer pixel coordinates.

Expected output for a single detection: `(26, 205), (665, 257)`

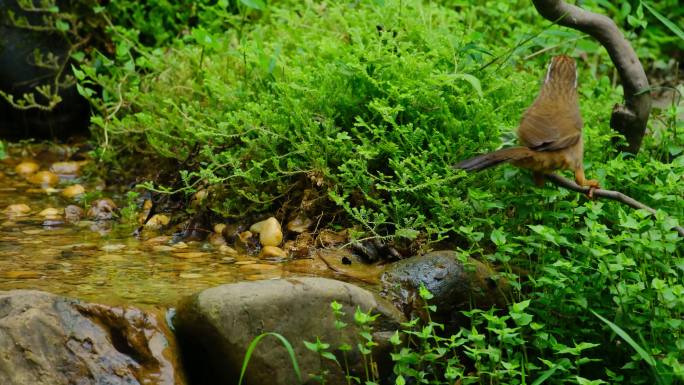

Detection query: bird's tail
(454, 147), (533, 172)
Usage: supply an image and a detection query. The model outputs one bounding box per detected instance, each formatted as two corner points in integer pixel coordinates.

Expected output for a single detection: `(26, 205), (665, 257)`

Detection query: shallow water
(0, 145), (336, 308)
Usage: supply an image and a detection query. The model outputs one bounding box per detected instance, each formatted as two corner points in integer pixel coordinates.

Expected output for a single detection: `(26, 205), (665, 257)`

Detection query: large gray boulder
(0, 290), (179, 385)
(381, 250), (510, 325)
(174, 277), (405, 385)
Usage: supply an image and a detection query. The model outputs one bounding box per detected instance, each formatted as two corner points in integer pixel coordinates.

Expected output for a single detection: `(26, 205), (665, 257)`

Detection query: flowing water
(0, 144), (342, 309)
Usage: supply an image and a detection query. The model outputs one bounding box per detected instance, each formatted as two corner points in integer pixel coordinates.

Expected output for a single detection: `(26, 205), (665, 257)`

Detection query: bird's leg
(574, 167), (600, 198)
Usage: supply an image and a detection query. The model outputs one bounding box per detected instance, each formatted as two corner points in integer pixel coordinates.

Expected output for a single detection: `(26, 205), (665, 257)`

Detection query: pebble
(190, 189), (208, 207)
(39, 207), (62, 217)
(260, 245), (287, 259)
(152, 245), (175, 252)
(219, 245), (237, 254)
(207, 232), (227, 246)
(87, 198), (117, 220)
(62, 184), (85, 198)
(64, 205), (84, 222)
(286, 214), (314, 233)
(27, 171), (60, 187)
(50, 161), (81, 175)
(172, 242), (188, 249)
(4, 204), (31, 215)
(249, 217), (283, 247)
(100, 244), (126, 252)
(145, 214), (170, 230)
(14, 161), (39, 175)
(213, 223), (226, 234)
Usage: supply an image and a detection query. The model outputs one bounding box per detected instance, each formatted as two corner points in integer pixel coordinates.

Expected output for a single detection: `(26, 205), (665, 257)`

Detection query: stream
(0, 143), (340, 309)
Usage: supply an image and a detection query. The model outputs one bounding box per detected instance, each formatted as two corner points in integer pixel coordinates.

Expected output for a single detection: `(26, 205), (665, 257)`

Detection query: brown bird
(455, 55), (599, 190)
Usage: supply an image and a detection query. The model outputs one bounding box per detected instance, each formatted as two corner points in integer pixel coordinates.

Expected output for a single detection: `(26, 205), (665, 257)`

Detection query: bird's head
(544, 55), (578, 89)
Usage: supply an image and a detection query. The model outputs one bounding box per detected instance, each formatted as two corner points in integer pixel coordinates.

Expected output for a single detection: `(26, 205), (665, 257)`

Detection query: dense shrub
(72, 0), (683, 383)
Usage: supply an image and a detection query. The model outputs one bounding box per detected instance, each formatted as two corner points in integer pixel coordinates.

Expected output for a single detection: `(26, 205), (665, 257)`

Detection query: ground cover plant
(12, 0), (682, 383)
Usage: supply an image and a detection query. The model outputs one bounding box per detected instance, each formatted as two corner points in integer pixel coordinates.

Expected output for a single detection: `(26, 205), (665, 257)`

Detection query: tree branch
(544, 173), (684, 237)
(531, 0), (652, 154)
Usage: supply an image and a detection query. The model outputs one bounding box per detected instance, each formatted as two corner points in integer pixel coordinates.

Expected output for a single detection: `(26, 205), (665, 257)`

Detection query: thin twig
(544, 173), (684, 237)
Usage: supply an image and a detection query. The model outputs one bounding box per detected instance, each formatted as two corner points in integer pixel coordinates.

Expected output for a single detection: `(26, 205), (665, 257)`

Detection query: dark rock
(381, 251), (510, 325)
(174, 277), (405, 385)
(0, 290), (180, 385)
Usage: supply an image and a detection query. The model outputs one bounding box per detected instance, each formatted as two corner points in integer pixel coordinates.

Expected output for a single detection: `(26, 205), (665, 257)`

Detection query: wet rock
(249, 217), (283, 247)
(0, 290), (179, 385)
(14, 161), (39, 175)
(259, 245), (287, 259)
(64, 204), (84, 222)
(61, 184), (85, 198)
(27, 170), (59, 187)
(381, 251), (510, 326)
(174, 278), (404, 385)
(4, 203), (31, 216)
(87, 198), (118, 220)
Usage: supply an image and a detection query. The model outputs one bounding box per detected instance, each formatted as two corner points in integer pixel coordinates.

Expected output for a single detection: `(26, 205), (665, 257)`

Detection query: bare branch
(544, 173), (684, 238)
(531, 0), (652, 154)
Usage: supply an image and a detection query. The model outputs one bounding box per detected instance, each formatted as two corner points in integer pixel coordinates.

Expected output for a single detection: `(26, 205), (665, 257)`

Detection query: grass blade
(641, 2), (684, 41)
(590, 310), (655, 367)
(239, 332), (302, 385)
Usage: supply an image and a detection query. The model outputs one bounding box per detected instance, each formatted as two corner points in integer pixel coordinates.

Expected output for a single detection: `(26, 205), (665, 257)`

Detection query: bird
(454, 55), (599, 190)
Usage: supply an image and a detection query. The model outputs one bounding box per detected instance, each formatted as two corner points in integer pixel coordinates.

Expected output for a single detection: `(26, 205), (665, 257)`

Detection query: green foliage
(71, 0), (683, 383)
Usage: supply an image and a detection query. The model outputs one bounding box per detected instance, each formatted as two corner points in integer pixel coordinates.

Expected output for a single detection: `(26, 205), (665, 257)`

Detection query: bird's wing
(517, 101), (582, 152)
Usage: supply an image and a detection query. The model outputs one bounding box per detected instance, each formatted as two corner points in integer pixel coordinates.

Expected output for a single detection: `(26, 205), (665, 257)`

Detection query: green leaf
(590, 310), (656, 367)
(55, 20), (70, 32)
(641, 2), (684, 41)
(490, 228), (506, 246)
(452, 73), (483, 97)
(239, 332), (302, 385)
(531, 366), (557, 385)
(239, 0), (265, 10)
